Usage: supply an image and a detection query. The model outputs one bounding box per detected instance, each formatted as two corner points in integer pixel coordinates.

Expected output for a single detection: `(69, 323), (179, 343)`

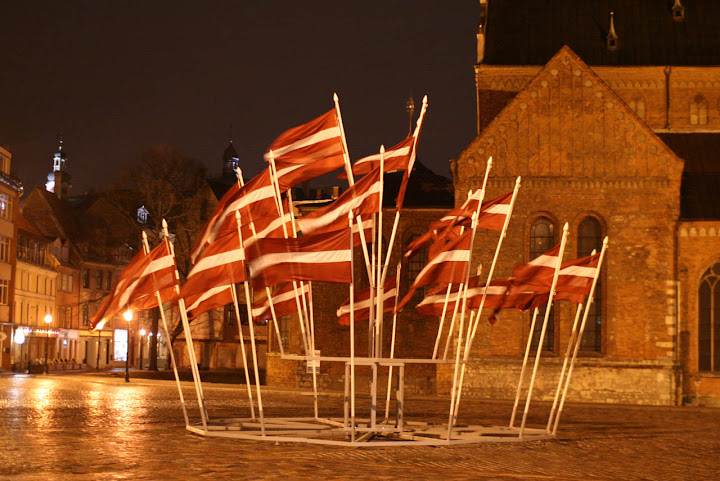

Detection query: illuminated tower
(45, 139), (72, 198)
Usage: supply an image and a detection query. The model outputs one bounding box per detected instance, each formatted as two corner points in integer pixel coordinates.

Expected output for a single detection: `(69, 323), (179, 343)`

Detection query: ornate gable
(456, 46), (684, 187)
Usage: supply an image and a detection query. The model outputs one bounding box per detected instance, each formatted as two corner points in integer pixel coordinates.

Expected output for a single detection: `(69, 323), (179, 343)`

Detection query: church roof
(484, 0), (720, 66)
(223, 142), (239, 162)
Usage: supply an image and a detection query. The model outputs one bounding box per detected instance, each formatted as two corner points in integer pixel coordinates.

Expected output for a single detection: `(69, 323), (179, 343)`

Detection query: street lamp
(139, 328), (146, 370)
(123, 310), (132, 382)
(44, 314), (52, 374)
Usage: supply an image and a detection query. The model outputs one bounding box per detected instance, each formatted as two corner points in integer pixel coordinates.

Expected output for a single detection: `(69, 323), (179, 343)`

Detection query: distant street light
(123, 310), (133, 383)
(44, 314), (52, 375)
(139, 328), (146, 370)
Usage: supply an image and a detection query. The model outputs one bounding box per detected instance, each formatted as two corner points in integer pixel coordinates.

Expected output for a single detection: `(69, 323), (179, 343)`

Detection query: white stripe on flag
(244, 214), (293, 247)
(355, 146), (411, 165)
(266, 126), (342, 159)
(415, 249), (468, 283)
(529, 254), (558, 268)
(482, 204), (511, 215)
(187, 249), (245, 280)
(336, 288), (397, 317)
(187, 285), (230, 312)
(117, 255), (175, 308)
(560, 265), (596, 277)
(298, 182), (382, 233)
(248, 250), (351, 278)
(252, 284), (310, 317)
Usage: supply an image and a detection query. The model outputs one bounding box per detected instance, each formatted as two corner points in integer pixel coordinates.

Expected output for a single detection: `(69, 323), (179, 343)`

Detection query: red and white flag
(416, 277), (511, 317)
(344, 136), (415, 178)
(246, 227), (352, 289)
(336, 276), (397, 325)
(185, 285), (234, 321)
(181, 229), (246, 301)
(252, 282), (310, 322)
(296, 166), (382, 235)
(265, 109), (346, 190)
(556, 252), (601, 298)
(396, 228), (473, 312)
(395, 98), (427, 212)
(512, 244), (562, 286)
(90, 241), (178, 329)
(191, 169), (276, 262)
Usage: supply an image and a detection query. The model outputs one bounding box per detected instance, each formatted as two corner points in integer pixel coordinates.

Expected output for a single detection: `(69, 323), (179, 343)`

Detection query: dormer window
(672, 0), (685, 22)
(137, 205), (149, 224)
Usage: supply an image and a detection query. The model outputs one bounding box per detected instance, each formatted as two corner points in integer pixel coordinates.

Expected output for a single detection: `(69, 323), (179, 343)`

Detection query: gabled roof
(484, 0), (720, 66)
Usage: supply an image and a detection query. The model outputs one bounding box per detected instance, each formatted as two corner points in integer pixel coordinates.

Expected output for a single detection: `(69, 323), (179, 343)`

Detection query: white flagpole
(375, 146), (385, 359)
(235, 212), (266, 436)
(510, 307), (540, 428)
(384, 262), (401, 423)
(442, 285), (464, 360)
(164, 219), (209, 431)
(380, 95), (428, 285)
(545, 301), (583, 432)
(230, 211), (257, 420)
(519, 222), (570, 438)
(432, 284), (454, 359)
(141, 231), (189, 427)
(348, 211), (356, 443)
(454, 176), (521, 421)
(235, 168), (285, 356)
(552, 237), (608, 435)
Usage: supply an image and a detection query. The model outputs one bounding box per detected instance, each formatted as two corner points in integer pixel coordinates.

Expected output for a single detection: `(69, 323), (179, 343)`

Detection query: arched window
(577, 217), (603, 352)
(529, 216), (555, 351)
(629, 96), (646, 120)
(690, 95), (708, 125)
(699, 263), (720, 371)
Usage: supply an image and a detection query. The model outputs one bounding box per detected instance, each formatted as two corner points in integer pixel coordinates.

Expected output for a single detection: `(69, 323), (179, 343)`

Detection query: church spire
(46, 135), (72, 198)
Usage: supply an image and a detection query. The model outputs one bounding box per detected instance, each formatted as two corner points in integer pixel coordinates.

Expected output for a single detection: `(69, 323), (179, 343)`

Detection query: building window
(82, 305), (89, 327)
(529, 216), (556, 351)
(690, 95), (708, 125)
(403, 234), (428, 298)
(0, 236), (9, 262)
(83, 269), (90, 289)
(699, 262), (720, 372)
(0, 279), (8, 305)
(577, 217), (603, 352)
(68, 274), (73, 293)
(137, 205), (149, 224)
(105, 271), (112, 290)
(0, 193), (12, 220)
(96, 270), (103, 290)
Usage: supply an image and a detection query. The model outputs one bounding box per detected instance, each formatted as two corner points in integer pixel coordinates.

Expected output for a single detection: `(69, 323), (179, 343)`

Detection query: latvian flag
(90, 240), (178, 330)
(396, 228), (473, 312)
(296, 166), (381, 235)
(246, 227), (352, 289)
(336, 276), (397, 326)
(344, 136), (415, 178)
(181, 230), (246, 320)
(265, 109), (346, 191)
(191, 168), (276, 262)
(252, 282), (310, 323)
(512, 244), (562, 286)
(416, 277), (511, 317)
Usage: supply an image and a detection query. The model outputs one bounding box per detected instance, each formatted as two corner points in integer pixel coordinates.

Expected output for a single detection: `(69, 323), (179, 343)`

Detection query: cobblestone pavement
(0, 373), (718, 480)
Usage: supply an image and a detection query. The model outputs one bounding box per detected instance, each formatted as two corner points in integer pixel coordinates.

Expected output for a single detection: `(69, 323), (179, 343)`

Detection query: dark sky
(1, 1), (480, 195)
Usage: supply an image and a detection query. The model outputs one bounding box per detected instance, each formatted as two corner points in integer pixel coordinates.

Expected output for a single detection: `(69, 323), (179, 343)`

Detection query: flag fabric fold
(336, 276), (397, 325)
(265, 109), (346, 191)
(246, 227), (352, 288)
(416, 277), (511, 317)
(343, 136), (415, 178)
(251, 282), (310, 322)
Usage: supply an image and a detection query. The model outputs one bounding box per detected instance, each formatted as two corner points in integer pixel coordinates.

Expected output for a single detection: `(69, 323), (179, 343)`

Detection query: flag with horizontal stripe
(185, 285), (234, 321)
(296, 166), (381, 235)
(246, 227), (352, 289)
(265, 109), (346, 190)
(191, 168), (276, 262)
(342, 136), (415, 178)
(416, 277), (511, 317)
(251, 282), (310, 322)
(90, 241), (178, 329)
(395, 97), (427, 212)
(336, 276), (397, 325)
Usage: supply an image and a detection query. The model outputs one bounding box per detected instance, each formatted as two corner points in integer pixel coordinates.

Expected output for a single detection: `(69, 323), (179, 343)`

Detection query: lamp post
(123, 310), (132, 382)
(139, 328), (146, 370)
(44, 314), (52, 374)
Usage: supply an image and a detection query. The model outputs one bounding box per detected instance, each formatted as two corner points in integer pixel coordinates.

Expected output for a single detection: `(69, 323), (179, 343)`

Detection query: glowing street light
(44, 314), (52, 374)
(139, 328), (146, 370)
(123, 310), (132, 383)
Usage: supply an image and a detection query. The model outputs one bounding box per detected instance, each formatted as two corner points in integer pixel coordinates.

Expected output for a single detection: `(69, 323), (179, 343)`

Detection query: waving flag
(90, 241), (178, 329)
(416, 277), (511, 317)
(265, 109), (346, 190)
(246, 227), (352, 288)
(344, 136), (415, 178)
(296, 167), (381, 235)
(336, 276), (397, 325)
(251, 282), (310, 322)
(185, 286), (234, 321)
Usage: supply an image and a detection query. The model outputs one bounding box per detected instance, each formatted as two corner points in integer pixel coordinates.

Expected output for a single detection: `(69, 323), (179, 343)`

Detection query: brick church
(445, 0), (720, 406)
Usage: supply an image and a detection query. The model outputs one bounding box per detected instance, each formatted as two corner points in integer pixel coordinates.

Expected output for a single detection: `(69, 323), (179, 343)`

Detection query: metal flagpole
(518, 222), (570, 438)
(235, 211), (267, 436)
(510, 308), (540, 428)
(348, 211), (356, 443)
(552, 237), (608, 435)
(235, 168), (285, 356)
(229, 283), (256, 420)
(384, 263), (401, 423)
(432, 284), (454, 359)
(141, 231), (189, 427)
(163, 220), (209, 431)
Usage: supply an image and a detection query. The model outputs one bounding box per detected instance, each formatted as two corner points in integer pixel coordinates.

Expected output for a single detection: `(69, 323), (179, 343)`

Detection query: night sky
(1, 1), (479, 195)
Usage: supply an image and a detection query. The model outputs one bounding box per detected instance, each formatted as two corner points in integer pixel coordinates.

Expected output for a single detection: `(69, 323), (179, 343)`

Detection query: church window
(529, 216), (556, 351)
(577, 217), (603, 352)
(699, 263), (720, 371)
(690, 95), (708, 125)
